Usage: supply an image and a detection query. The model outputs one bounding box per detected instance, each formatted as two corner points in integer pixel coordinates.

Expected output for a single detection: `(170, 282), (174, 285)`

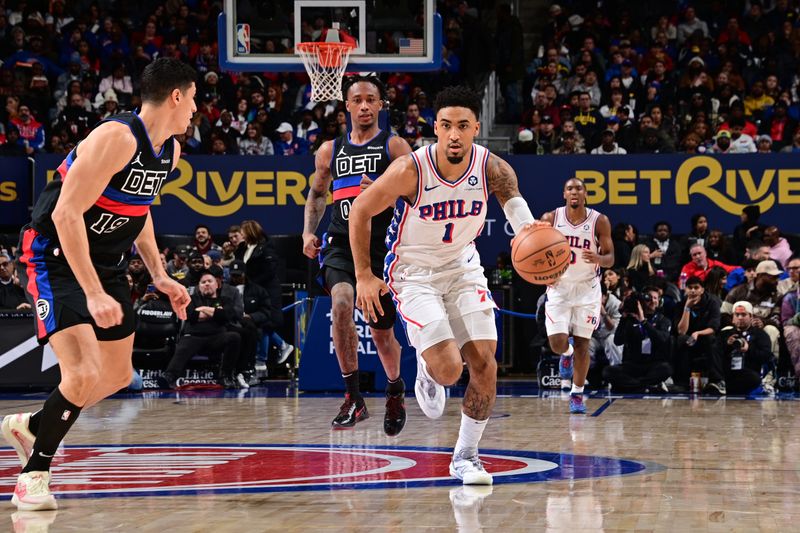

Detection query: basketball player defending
(2, 58), (195, 510)
(350, 86), (537, 484)
(303, 75), (412, 435)
(540, 178), (614, 414)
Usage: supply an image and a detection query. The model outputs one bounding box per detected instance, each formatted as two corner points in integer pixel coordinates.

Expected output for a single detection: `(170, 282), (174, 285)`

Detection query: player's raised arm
(302, 140), (334, 258)
(486, 153), (538, 234)
(51, 122), (136, 325)
(585, 214), (615, 268)
(350, 154), (418, 322)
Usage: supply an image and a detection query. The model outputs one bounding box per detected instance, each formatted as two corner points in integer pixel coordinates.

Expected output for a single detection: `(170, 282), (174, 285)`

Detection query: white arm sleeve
(503, 196), (535, 235)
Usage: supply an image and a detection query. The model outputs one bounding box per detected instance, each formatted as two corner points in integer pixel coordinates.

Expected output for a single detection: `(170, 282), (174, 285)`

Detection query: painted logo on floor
(0, 444), (655, 499)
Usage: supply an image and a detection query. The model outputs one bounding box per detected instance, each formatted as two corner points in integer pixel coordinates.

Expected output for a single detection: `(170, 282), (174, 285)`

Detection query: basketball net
(297, 23), (354, 102)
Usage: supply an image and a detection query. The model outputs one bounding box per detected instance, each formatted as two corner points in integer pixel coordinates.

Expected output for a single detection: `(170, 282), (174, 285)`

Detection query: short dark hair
(140, 58), (197, 103)
(195, 224), (211, 233)
(653, 220), (671, 232)
(686, 276), (703, 287)
(434, 86), (480, 120)
(342, 74), (385, 100)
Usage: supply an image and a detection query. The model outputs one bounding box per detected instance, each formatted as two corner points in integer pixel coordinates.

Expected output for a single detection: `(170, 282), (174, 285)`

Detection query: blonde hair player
(539, 178), (614, 414)
(349, 86), (541, 485)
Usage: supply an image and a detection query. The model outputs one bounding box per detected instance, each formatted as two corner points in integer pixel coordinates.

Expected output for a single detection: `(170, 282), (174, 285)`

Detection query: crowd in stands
(1, 221), (294, 390)
(530, 207), (800, 395)
(0, 0), (492, 157)
(515, 1), (800, 154)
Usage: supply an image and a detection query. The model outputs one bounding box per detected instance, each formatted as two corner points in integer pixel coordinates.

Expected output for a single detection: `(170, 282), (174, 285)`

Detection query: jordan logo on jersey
(131, 151), (143, 167)
(418, 199), (483, 221)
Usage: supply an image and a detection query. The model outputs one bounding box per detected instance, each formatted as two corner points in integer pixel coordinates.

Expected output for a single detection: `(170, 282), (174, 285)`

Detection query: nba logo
(237, 24), (251, 54)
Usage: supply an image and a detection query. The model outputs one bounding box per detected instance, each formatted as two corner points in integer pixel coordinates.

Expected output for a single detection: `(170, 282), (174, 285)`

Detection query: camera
(730, 335), (745, 350)
(622, 292), (652, 314)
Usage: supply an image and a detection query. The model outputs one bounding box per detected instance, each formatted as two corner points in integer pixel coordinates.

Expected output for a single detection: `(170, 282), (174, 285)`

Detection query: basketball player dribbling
(2, 58), (195, 510)
(540, 178), (614, 414)
(303, 75), (412, 435)
(349, 86), (539, 484)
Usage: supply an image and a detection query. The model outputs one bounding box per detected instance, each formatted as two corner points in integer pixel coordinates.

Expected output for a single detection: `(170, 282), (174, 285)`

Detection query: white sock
(571, 384), (584, 395)
(454, 412), (488, 457)
(562, 344), (574, 357)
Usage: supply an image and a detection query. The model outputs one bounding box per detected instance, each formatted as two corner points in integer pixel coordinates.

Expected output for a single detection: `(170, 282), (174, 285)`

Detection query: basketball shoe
(450, 448), (493, 485)
(12, 471), (57, 511)
(415, 355), (445, 419)
(383, 391), (406, 437)
(2, 413), (36, 466)
(569, 392), (586, 414)
(559, 344), (574, 391)
(331, 394), (369, 428)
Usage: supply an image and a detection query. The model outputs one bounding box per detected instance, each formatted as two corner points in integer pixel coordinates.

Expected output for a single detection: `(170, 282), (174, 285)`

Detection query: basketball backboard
(218, 0), (441, 72)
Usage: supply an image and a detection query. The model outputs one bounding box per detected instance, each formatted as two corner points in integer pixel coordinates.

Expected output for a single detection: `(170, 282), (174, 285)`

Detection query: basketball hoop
(296, 42), (354, 102)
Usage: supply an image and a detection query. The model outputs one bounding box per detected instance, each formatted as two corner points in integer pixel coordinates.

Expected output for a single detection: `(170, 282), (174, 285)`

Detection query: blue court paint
(590, 398), (615, 417)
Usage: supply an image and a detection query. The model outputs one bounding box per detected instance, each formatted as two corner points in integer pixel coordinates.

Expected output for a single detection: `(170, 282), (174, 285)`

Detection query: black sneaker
(703, 381), (727, 396)
(156, 373), (177, 390)
(331, 394), (369, 428)
(384, 392), (407, 437)
(220, 373), (240, 389)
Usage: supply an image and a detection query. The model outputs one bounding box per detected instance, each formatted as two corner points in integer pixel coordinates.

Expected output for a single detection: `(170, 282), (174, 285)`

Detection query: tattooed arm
(302, 140), (333, 259)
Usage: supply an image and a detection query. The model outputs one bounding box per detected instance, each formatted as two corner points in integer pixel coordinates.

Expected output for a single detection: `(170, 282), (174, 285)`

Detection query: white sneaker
(11, 471), (57, 511)
(2, 413), (35, 467)
(235, 373), (250, 389)
(414, 356), (445, 419)
(449, 449), (493, 485)
(254, 362), (267, 372)
(277, 343), (294, 365)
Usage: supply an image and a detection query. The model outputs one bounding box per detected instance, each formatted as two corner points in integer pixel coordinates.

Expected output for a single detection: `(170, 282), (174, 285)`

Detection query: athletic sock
(454, 412), (489, 457)
(386, 377), (404, 396)
(22, 388), (81, 473)
(28, 410), (42, 436)
(343, 371), (362, 401)
(571, 384), (584, 395)
(562, 344), (574, 357)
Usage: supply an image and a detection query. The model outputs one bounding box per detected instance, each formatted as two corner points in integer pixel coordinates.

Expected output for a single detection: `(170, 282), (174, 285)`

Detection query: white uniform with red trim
(383, 143), (497, 352)
(545, 206), (604, 339)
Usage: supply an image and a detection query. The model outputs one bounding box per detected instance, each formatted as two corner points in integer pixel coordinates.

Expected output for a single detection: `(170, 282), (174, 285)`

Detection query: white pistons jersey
(553, 206), (602, 284)
(385, 143), (490, 268)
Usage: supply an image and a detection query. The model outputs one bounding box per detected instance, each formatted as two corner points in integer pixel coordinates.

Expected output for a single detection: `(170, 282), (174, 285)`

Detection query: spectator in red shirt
(680, 243), (738, 282)
(9, 104), (45, 153)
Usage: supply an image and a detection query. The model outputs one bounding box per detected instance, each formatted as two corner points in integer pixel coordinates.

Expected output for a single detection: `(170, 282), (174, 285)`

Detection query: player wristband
(503, 196), (535, 234)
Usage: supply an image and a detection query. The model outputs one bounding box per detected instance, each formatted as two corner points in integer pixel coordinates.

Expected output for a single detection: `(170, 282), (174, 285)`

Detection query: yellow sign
(576, 156), (800, 215)
(0, 181), (17, 202)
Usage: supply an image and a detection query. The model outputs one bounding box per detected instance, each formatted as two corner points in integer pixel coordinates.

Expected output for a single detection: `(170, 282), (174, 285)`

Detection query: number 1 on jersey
(442, 222), (454, 243)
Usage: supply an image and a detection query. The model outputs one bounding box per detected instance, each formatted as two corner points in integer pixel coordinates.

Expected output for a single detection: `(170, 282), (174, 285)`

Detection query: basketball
(511, 225), (571, 285)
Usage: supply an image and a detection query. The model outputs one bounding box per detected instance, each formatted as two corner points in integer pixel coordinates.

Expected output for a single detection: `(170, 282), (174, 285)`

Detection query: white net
(296, 42), (353, 102)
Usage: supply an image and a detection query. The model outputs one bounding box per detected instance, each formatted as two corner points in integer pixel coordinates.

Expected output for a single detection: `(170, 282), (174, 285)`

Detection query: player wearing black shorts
(2, 58), (194, 511)
(303, 75), (412, 435)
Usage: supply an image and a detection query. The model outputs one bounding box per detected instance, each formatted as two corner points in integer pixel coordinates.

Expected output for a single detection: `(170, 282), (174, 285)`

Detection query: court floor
(1, 382), (799, 532)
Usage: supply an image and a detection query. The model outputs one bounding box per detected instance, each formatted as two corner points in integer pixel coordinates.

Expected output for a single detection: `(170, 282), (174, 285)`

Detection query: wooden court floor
(1, 384), (799, 532)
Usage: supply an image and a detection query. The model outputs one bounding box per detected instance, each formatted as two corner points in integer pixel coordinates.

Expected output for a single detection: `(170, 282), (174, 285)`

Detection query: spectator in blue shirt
(273, 122), (309, 156)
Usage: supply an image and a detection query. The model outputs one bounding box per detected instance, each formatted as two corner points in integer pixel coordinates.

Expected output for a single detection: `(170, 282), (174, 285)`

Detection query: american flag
(398, 38), (424, 56)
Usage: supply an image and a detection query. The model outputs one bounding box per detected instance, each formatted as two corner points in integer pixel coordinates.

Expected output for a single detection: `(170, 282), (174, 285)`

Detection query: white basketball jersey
(553, 206), (602, 283)
(385, 143), (490, 268)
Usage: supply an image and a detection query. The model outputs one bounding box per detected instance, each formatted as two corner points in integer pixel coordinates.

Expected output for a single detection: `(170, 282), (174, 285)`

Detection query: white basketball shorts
(385, 246), (497, 353)
(544, 277), (602, 339)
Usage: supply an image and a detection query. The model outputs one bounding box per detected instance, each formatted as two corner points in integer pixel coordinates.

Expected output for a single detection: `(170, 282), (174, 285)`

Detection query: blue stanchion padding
(298, 296), (417, 392)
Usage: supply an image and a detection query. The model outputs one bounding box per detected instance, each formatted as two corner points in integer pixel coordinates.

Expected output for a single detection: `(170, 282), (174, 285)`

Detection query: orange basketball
(511, 226), (571, 285)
